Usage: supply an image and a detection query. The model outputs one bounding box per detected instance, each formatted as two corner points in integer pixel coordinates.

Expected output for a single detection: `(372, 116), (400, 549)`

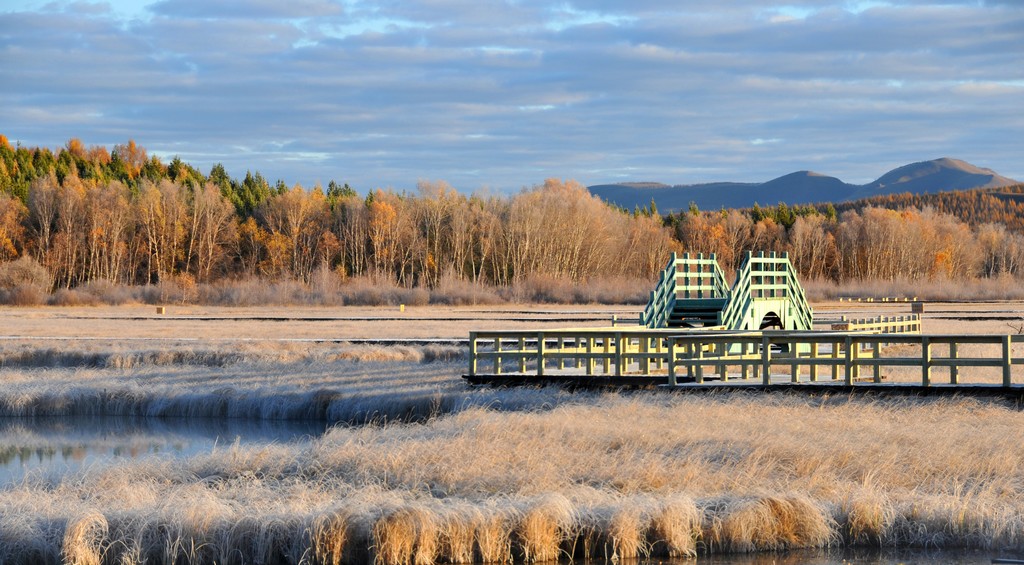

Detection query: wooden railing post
(469, 332), (478, 376)
(761, 335), (771, 385)
(844, 336), (854, 385)
(949, 341), (958, 384)
(696, 339), (705, 384)
(831, 339), (840, 381)
(640, 336), (650, 375)
(740, 341), (750, 380)
(495, 337), (502, 375)
(615, 332), (624, 377)
(602, 336), (611, 374)
(810, 342), (819, 382)
(537, 332), (545, 377)
(790, 339), (799, 383)
(719, 342), (728, 381)
(1003, 335), (1012, 387)
(586, 337), (594, 375)
(921, 336), (931, 386)
(667, 338), (677, 386)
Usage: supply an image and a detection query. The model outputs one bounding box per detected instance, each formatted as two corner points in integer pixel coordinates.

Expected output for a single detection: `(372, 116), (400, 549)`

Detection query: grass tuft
(709, 495), (835, 553)
(514, 494), (575, 563)
(650, 495), (702, 557)
(311, 509), (354, 565)
(61, 511), (108, 565)
(373, 505), (441, 565)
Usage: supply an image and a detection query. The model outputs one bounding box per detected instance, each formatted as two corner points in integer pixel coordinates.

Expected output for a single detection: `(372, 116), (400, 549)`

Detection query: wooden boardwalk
(465, 327), (1024, 397)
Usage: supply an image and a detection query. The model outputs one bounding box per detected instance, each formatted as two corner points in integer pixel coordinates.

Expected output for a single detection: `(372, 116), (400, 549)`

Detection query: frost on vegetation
(0, 343), (575, 424)
(0, 345), (1023, 562)
(0, 343), (466, 370)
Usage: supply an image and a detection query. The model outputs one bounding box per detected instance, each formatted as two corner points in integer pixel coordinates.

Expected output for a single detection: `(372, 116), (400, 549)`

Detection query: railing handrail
(643, 252), (730, 327)
(641, 252), (679, 327)
(832, 315), (922, 333)
(784, 261), (814, 329)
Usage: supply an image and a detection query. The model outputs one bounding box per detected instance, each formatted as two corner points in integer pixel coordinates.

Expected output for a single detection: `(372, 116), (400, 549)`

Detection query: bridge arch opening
(759, 311), (789, 353)
(759, 311), (783, 330)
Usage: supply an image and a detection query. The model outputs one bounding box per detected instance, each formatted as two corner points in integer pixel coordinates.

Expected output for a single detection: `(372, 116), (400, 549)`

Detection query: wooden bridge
(463, 251), (1024, 397)
(641, 251), (813, 332)
(465, 329), (1024, 396)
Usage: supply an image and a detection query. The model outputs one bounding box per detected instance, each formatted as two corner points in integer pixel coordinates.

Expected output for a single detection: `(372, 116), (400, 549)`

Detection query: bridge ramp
(642, 251), (813, 332)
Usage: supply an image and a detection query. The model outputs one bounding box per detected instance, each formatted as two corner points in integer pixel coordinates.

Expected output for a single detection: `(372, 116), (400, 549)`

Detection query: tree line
(2, 135), (1023, 296)
(0, 136), (672, 290)
(825, 184), (1024, 234)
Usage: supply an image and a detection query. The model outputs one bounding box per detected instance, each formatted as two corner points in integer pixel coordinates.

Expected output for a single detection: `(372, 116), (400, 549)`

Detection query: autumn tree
(136, 179), (186, 282)
(0, 193), (27, 261)
(332, 192), (370, 278)
(259, 184), (332, 282)
(184, 182), (237, 282)
(111, 139), (148, 182)
(788, 214), (836, 280)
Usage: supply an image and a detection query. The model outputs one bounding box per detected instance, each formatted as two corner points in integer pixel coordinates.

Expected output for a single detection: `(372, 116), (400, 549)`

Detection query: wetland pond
(0, 415), (329, 485)
(683, 549), (1015, 563)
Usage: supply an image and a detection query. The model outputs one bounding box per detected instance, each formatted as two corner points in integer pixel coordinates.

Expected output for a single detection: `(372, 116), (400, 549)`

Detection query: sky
(1, 0), (1022, 193)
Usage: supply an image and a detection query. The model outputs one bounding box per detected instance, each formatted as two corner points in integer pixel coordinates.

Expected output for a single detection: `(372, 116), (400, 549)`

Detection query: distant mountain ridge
(588, 158), (1019, 212)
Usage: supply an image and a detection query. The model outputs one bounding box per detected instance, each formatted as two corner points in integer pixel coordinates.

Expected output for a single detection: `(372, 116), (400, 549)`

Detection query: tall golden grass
(3, 306), (1024, 564)
(0, 393), (1022, 563)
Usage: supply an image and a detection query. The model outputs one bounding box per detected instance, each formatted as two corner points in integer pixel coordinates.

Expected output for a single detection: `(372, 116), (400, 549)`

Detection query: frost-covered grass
(3, 394), (1024, 564)
(0, 304), (1023, 563)
(0, 343), (581, 424)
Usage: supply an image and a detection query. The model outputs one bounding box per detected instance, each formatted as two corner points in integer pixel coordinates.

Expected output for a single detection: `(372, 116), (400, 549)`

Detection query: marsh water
(0, 416), (329, 485)
(682, 549), (1009, 563)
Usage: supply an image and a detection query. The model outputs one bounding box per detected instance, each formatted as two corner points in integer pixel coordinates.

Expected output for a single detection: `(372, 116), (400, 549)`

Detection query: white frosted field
(0, 302), (1021, 564)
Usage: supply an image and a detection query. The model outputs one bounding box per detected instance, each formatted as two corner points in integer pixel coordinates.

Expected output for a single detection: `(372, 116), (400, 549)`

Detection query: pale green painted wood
(643, 251), (814, 337)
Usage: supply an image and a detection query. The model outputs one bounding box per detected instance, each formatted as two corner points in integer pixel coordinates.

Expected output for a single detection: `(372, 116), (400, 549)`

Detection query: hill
(589, 158), (1019, 212)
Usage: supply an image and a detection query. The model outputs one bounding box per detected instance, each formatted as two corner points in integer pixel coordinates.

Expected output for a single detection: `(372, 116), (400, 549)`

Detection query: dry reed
(310, 509), (354, 565)
(61, 511), (108, 565)
(372, 505), (440, 565)
(650, 495), (702, 557)
(513, 494), (574, 562)
(708, 495), (835, 553)
(3, 315), (1024, 563)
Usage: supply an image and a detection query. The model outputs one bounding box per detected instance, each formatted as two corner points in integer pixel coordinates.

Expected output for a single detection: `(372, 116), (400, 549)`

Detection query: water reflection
(0, 416), (329, 486)
(678, 547), (1004, 563)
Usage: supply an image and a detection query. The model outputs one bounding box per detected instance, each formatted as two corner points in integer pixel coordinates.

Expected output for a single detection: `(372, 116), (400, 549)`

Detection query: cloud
(1, 0), (1022, 190)
(148, 0), (343, 19)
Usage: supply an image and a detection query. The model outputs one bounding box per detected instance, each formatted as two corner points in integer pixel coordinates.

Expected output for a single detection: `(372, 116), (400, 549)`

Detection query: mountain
(850, 158), (1018, 200)
(588, 158), (1019, 213)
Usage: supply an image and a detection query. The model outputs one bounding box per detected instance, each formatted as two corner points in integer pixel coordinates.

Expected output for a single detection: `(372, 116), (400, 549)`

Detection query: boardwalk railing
(641, 252), (729, 328)
(469, 328), (682, 378)
(720, 251), (814, 331)
(830, 315), (922, 334)
(467, 329), (1023, 388)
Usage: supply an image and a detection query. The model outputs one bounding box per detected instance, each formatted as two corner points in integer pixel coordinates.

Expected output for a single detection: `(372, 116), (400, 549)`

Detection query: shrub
(0, 256), (52, 305)
(429, 272), (504, 305)
(77, 279), (139, 305)
(48, 288), (101, 307)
